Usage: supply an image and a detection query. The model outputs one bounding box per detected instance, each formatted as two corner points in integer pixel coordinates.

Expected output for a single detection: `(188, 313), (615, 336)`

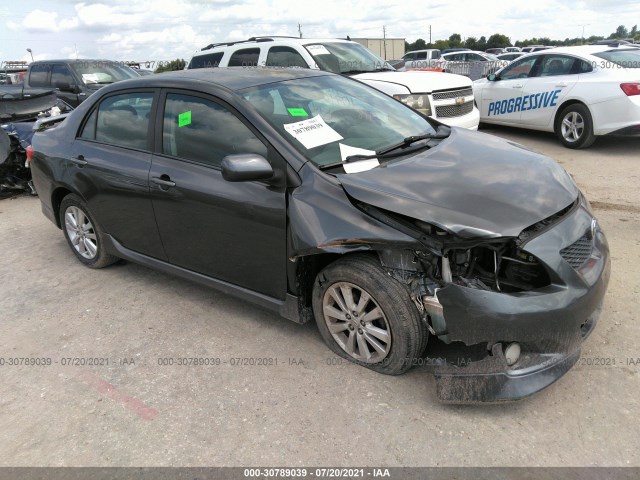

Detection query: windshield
(70, 61), (140, 85)
(305, 42), (394, 74)
(592, 49), (640, 68)
(239, 74), (436, 168)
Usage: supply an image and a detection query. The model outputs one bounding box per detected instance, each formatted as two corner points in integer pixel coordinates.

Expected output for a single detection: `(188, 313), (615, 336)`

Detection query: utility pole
(429, 25), (432, 45)
(298, 24), (302, 38)
(383, 25), (387, 59)
(578, 24), (590, 43)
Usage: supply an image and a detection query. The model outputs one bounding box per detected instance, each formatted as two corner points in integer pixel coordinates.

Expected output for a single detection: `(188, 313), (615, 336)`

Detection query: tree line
(406, 25), (639, 52)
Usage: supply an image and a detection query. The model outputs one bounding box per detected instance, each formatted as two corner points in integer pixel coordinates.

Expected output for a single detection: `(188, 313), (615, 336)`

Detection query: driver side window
(499, 57), (538, 80)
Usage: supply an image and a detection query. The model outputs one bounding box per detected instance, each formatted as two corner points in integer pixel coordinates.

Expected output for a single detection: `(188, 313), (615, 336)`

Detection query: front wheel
(312, 255), (427, 375)
(555, 103), (596, 149)
(60, 194), (118, 269)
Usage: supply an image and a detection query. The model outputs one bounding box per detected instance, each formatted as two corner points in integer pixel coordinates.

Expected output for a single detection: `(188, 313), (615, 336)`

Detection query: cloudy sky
(1, 0), (638, 64)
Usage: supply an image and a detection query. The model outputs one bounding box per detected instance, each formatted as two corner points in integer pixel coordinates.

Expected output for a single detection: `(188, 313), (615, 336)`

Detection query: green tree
(464, 36), (478, 50)
(155, 59), (186, 73)
(434, 39), (450, 50)
(405, 38), (428, 51)
(477, 36), (487, 50)
(486, 33), (511, 49)
(609, 25), (629, 39)
(448, 33), (462, 48)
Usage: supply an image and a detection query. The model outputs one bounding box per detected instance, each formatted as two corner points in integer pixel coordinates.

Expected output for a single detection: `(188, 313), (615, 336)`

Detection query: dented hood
(337, 128), (579, 238)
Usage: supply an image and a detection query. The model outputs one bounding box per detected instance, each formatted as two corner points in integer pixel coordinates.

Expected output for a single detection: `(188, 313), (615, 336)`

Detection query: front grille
(432, 87), (473, 101)
(435, 101), (473, 118)
(560, 234), (593, 269)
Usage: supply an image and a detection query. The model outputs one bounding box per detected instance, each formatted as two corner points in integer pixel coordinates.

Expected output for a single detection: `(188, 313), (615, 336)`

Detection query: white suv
(187, 37), (479, 130)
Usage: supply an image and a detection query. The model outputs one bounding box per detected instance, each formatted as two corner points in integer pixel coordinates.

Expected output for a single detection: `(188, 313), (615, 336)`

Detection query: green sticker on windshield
(287, 107), (308, 117)
(178, 110), (192, 127)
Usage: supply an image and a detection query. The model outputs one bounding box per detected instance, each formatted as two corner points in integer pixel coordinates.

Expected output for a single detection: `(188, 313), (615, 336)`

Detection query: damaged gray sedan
(30, 68), (610, 403)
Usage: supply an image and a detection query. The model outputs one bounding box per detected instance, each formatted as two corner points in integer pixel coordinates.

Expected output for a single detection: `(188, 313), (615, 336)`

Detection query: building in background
(351, 38), (405, 60)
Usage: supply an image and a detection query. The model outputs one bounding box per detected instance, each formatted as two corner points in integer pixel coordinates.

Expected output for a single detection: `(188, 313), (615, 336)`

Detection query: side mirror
(55, 82), (80, 93)
(221, 154), (273, 182)
(487, 73), (498, 81)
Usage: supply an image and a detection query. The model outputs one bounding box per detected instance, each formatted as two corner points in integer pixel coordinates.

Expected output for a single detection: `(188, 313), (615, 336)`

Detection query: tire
(59, 194), (118, 269)
(312, 254), (428, 375)
(555, 103), (596, 149)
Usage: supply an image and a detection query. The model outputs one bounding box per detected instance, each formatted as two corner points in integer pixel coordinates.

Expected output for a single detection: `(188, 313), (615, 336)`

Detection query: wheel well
(51, 187), (73, 228)
(292, 251), (379, 308)
(553, 99), (589, 130)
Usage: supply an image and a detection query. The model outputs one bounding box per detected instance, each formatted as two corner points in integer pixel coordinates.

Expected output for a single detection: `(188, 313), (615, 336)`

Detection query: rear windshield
(592, 49), (640, 68)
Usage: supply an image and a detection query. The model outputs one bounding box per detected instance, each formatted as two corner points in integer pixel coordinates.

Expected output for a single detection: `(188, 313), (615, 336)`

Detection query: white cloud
(3, 0), (640, 63)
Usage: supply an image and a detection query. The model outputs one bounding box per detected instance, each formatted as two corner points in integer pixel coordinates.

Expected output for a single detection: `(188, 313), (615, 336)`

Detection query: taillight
(620, 83), (640, 96)
(26, 145), (34, 164)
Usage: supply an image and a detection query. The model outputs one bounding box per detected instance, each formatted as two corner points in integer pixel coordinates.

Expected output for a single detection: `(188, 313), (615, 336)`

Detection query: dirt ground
(0, 127), (638, 467)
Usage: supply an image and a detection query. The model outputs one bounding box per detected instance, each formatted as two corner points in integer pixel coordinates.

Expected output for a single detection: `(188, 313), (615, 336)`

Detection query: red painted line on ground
(77, 371), (159, 420)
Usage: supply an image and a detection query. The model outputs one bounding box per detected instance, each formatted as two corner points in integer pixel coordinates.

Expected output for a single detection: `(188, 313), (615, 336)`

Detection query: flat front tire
(60, 194), (118, 269)
(312, 255), (427, 375)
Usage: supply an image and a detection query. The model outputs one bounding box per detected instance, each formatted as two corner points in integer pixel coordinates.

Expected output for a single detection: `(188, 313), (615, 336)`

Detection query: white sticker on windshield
(306, 44), (331, 56)
(81, 73), (99, 84)
(284, 115), (343, 149)
(339, 144), (379, 173)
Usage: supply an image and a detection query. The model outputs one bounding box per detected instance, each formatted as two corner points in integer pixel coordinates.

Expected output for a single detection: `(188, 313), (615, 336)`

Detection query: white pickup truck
(187, 37), (479, 130)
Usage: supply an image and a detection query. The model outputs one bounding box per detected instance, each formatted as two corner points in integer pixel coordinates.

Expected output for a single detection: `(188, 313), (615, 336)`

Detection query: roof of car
(524, 44), (637, 57)
(198, 37), (356, 52)
(107, 67), (332, 92)
(30, 59), (127, 64)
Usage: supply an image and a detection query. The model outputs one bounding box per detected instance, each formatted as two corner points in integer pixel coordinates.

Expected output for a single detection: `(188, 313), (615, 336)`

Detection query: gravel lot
(0, 127), (638, 467)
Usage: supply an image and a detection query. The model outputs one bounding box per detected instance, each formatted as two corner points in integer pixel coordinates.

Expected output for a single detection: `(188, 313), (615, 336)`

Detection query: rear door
(71, 90), (166, 259)
(148, 90), (287, 299)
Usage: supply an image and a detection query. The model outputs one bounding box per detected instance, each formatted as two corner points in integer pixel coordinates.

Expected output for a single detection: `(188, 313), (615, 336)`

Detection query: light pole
(578, 24), (590, 43)
(26, 48), (34, 61)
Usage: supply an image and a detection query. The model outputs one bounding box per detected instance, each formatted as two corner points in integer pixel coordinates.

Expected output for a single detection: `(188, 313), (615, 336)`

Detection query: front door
(149, 91), (287, 299)
(479, 55), (541, 125)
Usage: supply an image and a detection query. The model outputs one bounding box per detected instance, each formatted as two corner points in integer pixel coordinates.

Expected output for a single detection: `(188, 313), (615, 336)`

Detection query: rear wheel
(60, 194), (118, 269)
(312, 255), (427, 375)
(555, 103), (596, 149)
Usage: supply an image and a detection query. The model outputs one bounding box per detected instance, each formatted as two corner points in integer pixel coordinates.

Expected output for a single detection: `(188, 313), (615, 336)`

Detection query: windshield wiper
(345, 125), (451, 162)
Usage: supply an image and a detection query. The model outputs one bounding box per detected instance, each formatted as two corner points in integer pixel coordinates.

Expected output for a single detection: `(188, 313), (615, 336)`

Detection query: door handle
(512, 83), (523, 88)
(555, 82), (568, 87)
(70, 155), (88, 166)
(152, 176), (176, 188)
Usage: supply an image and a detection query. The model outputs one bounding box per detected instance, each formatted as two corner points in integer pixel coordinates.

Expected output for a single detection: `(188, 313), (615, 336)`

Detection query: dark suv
(30, 68), (609, 403)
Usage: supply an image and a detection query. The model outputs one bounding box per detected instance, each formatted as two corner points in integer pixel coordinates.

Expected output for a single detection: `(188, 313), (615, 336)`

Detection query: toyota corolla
(30, 68), (610, 403)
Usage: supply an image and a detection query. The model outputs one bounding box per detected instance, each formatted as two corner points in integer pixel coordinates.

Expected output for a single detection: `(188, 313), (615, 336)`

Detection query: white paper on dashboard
(339, 144), (379, 173)
(283, 115), (343, 149)
(306, 44), (331, 56)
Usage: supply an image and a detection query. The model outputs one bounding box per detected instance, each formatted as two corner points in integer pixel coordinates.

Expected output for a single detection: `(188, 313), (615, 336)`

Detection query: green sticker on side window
(287, 107), (308, 117)
(178, 110), (192, 127)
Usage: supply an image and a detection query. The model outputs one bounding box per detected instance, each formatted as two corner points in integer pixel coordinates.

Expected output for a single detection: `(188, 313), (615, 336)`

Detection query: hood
(337, 128), (579, 239)
(353, 71), (471, 93)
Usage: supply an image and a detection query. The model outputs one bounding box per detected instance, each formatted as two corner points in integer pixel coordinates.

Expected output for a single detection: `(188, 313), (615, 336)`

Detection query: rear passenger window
(81, 92), (154, 150)
(266, 47), (307, 68)
(228, 48), (260, 67)
(29, 64), (50, 87)
(189, 52), (223, 69)
(162, 93), (267, 168)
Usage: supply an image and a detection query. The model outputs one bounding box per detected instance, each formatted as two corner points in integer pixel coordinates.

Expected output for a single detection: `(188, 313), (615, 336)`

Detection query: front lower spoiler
(434, 302), (600, 403)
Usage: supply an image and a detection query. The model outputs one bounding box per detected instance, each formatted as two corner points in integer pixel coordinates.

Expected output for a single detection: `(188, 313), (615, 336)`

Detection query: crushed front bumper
(427, 200), (610, 403)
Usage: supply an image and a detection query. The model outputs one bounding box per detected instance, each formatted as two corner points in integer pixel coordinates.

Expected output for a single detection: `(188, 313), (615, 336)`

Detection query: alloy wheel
(322, 282), (392, 363)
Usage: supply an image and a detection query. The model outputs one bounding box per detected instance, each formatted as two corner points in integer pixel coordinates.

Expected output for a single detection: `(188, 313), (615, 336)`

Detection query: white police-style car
(473, 45), (640, 148)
